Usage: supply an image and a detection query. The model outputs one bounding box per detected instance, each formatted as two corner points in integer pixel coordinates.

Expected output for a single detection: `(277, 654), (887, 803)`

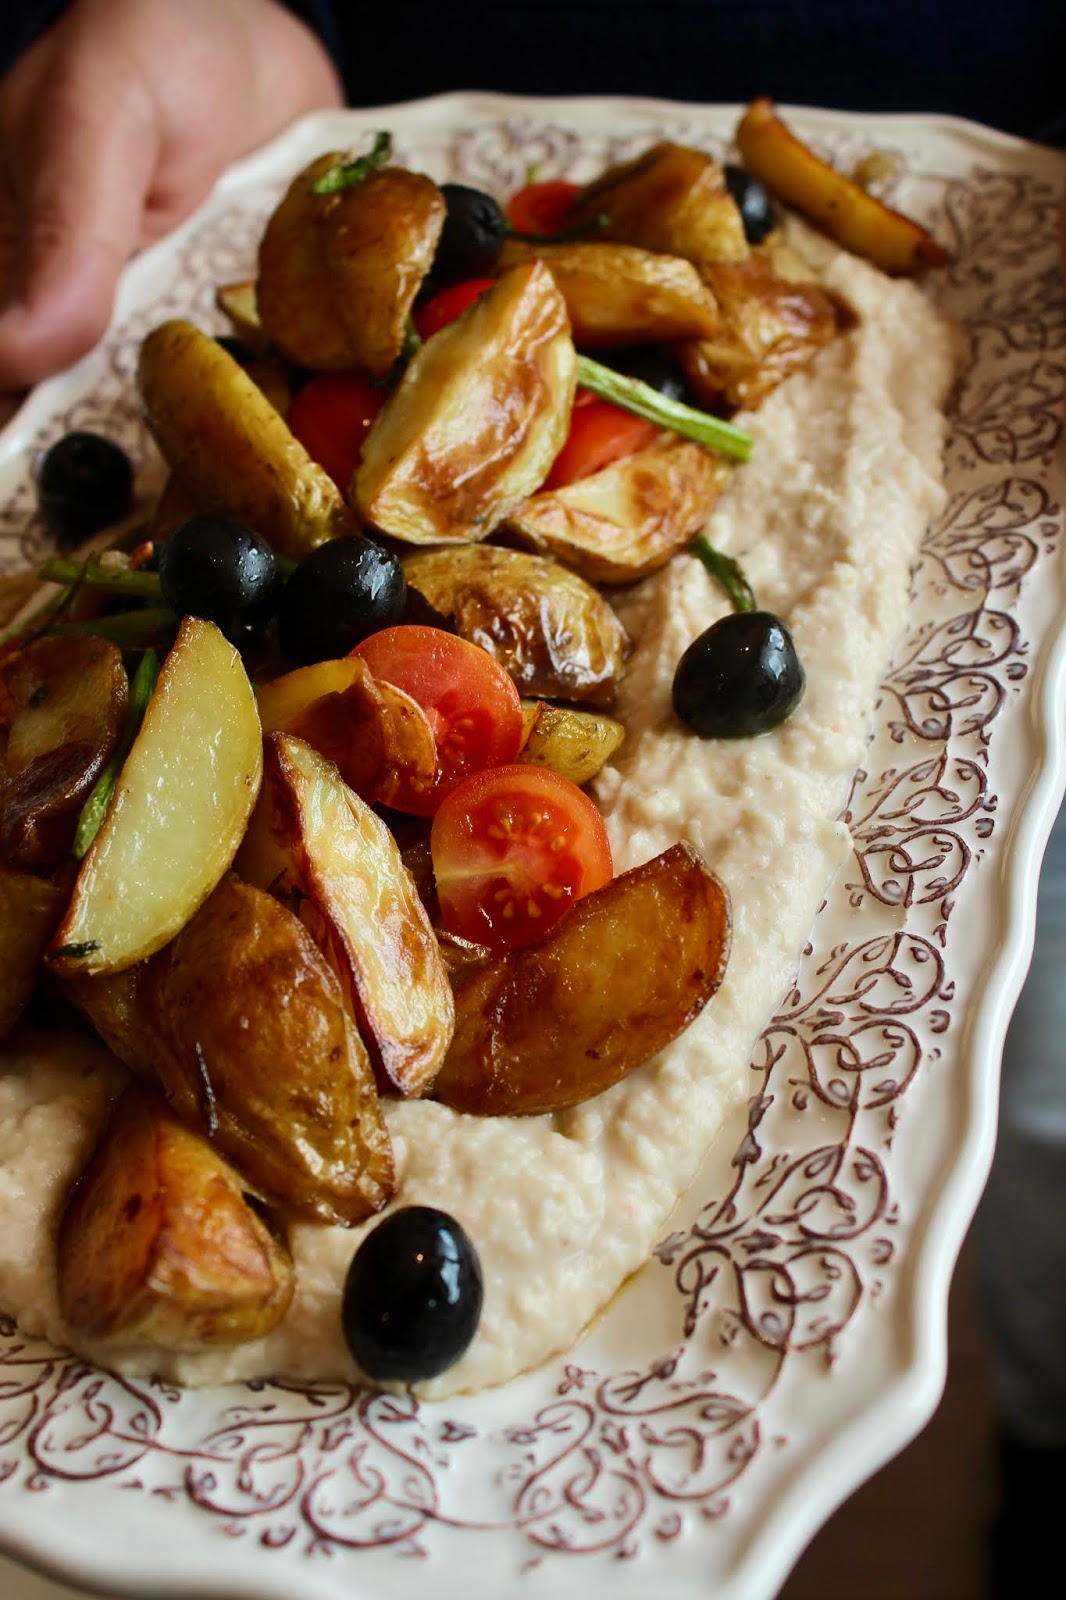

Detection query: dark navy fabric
(3, 1), (1065, 146)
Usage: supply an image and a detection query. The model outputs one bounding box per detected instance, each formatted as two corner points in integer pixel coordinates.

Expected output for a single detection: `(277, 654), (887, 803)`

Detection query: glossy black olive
(158, 515), (280, 636)
(433, 184), (508, 283)
(37, 431), (134, 545)
(277, 535), (407, 665)
(342, 1205), (484, 1382)
(672, 610), (805, 738)
(724, 164), (774, 245)
(600, 344), (691, 403)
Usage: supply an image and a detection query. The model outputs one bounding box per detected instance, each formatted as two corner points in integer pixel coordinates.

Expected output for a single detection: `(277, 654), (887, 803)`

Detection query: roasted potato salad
(568, 142), (750, 267)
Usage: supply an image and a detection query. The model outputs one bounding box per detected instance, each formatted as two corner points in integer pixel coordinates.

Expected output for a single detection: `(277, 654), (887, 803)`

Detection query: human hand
(0, 0), (342, 420)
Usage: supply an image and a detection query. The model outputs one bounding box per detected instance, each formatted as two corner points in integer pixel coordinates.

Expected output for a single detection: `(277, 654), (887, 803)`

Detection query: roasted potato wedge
(0, 866), (66, 1038)
(73, 874), (396, 1224)
(256, 151), (358, 370)
(676, 256), (844, 412)
(49, 618), (262, 978)
(354, 261), (577, 544)
(432, 843), (731, 1116)
(57, 1082), (295, 1349)
(735, 97), (951, 275)
(138, 319), (359, 558)
(256, 656), (437, 807)
(518, 700), (625, 785)
(238, 734), (453, 1098)
(1, 635), (126, 870)
(568, 141), (749, 267)
(497, 239), (718, 347)
(505, 435), (730, 585)
(321, 166), (446, 379)
(402, 544), (631, 707)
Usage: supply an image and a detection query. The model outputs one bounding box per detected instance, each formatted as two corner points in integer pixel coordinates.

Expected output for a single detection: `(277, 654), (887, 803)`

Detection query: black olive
(599, 344), (691, 403)
(433, 184), (508, 283)
(158, 515), (280, 637)
(672, 610), (805, 738)
(342, 1205), (483, 1382)
(277, 535), (407, 665)
(37, 431), (134, 545)
(724, 164), (774, 245)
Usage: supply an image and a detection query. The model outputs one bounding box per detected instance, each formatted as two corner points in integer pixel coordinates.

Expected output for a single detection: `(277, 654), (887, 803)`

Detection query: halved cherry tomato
(430, 764), (613, 955)
(506, 180), (582, 237)
(352, 625), (523, 815)
(287, 371), (384, 491)
(414, 277), (497, 341)
(544, 396), (661, 489)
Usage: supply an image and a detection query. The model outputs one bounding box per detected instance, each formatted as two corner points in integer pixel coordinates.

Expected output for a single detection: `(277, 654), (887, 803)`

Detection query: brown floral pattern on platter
(0, 111), (1063, 1574)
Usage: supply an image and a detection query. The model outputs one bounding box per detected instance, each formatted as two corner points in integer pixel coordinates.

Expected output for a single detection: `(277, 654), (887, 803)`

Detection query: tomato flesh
(431, 765), (613, 955)
(414, 277), (497, 341)
(352, 625), (523, 815)
(287, 371), (384, 491)
(506, 180), (582, 237)
(544, 395), (661, 489)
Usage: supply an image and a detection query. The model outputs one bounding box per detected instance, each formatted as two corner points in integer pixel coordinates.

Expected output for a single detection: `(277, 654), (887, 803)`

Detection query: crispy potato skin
(57, 1082), (295, 1349)
(355, 261), (577, 544)
(735, 97), (951, 275)
(569, 142), (749, 267)
(138, 319), (358, 559)
(239, 735), (454, 1098)
(498, 239), (718, 346)
(518, 701), (625, 786)
(0, 866), (66, 1038)
(1, 636), (126, 870)
(676, 256), (844, 412)
(506, 435), (730, 585)
(402, 544), (631, 707)
(323, 167), (446, 378)
(432, 843), (731, 1116)
(70, 876), (395, 1224)
(256, 152), (357, 370)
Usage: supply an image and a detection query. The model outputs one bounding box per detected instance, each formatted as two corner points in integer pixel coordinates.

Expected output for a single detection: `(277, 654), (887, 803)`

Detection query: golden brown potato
(1, 635), (126, 870)
(497, 239), (718, 346)
(432, 843), (731, 1116)
(402, 544), (631, 707)
(322, 167), (446, 379)
(505, 435), (730, 585)
(256, 151), (357, 370)
(0, 866), (66, 1038)
(354, 261), (576, 544)
(518, 700), (625, 785)
(256, 656), (437, 807)
(57, 1082), (295, 1349)
(138, 319), (359, 559)
(49, 618), (262, 978)
(128, 874), (395, 1224)
(676, 256), (844, 412)
(215, 279), (269, 353)
(238, 735), (454, 1098)
(735, 97), (951, 275)
(569, 142), (749, 267)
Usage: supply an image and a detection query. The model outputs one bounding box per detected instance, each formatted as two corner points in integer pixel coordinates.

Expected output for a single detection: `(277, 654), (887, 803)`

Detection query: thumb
(0, 71), (158, 391)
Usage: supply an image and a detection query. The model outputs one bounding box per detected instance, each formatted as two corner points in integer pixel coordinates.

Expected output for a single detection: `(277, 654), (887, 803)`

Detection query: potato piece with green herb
(1, 635), (127, 870)
(138, 319), (358, 558)
(519, 701), (625, 785)
(568, 142), (749, 267)
(402, 544), (630, 707)
(57, 1082), (295, 1350)
(256, 151), (357, 371)
(48, 617), (262, 978)
(355, 261), (576, 544)
(432, 843), (731, 1116)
